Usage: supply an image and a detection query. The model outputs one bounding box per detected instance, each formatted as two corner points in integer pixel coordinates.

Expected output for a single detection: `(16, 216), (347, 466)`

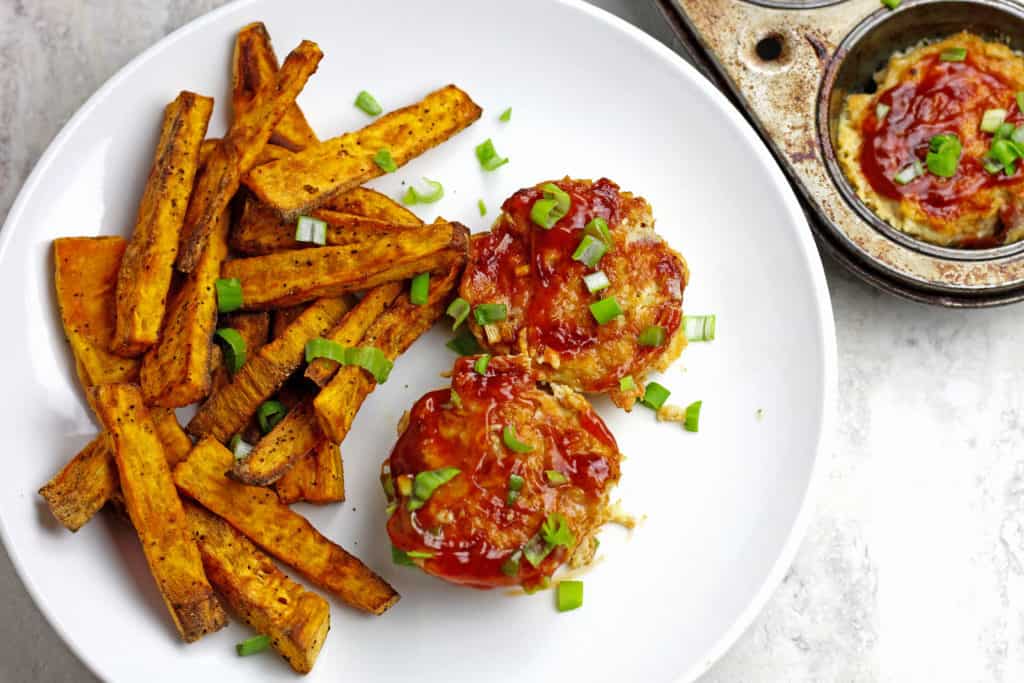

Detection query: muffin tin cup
(657, 0), (1024, 306)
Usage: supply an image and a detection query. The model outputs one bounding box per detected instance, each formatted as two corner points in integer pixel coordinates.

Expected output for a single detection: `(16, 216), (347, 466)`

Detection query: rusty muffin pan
(656, 0), (1024, 306)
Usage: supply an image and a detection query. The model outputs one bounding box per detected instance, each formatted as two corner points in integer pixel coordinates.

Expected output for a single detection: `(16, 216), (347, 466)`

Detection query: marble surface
(2, 0), (1021, 681)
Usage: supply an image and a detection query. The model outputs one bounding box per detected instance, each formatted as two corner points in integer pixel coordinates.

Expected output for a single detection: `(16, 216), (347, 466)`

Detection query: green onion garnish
(875, 103), (890, 122)
(556, 580), (583, 612)
(478, 199), (487, 216)
(473, 302), (507, 325)
(392, 545), (415, 566)
(354, 90), (383, 116)
(683, 314), (716, 341)
(305, 337), (346, 363)
(214, 328), (246, 373)
(473, 354), (491, 374)
(641, 382), (671, 410)
(545, 470), (568, 486)
(503, 425), (534, 453)
(523, 534), (553, 568)
(881, 0), (900, 8)
(407, 467), (461, 511)
(446, 328), (482, 355)
(584, 217), (613, 250)
(685, 400), (702, 433)
(541, 512), (575, 548)
(638, 325), (666, 347)
(925, 134), (961, 178)
(996, 122), (1016, 140)
(406, 550), (435, 559)
(448, 388), (462, 409)
(990, 138), (1020, 174)
(475, 138), (509, 171)
(501, 551), (521, 576)
(583, 271), (610, 293)
(530, 183), (571, 230)
(940, 47), (967, 62)
(410, 272), (430, 306)
(507, 473), (525, 505)
(589, 296), (622, 325)
(984, 157), (1004, 175)
(1011, 126), (1024, 145)
(257, 400), (286, 434)
(981, 109), (1008, 134)
(402, 177), (444, 205)
(499, 107), (512, 122)
(373, 148), (398, 173)
(619, 375), (636, 392)
(344, 346), (394, 383)
(446, 297), (471, 330)
(295, 215), (327, 245)
(229, 434), (253, 460)
(572, 234), (608, 268)
(893, 160), (924, 185)
(215, 278), (243, 313)
(381, 465), (395, 500)
(928, 133), (959, 152)
(236, 634), (271, 656)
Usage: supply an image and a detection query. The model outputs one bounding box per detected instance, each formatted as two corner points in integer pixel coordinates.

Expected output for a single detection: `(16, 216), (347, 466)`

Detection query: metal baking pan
(656, 0), (1024, 306)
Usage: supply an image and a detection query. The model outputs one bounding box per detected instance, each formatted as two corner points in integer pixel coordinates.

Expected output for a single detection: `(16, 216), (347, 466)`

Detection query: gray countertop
(3, 1), (1020, 681)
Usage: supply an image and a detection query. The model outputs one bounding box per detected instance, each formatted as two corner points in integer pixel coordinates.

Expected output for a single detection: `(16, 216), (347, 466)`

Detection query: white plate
(0, 1), (836, 681)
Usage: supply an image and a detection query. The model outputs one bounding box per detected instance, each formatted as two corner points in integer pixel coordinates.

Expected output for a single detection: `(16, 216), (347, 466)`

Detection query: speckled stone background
(3, 1), (1023, 681)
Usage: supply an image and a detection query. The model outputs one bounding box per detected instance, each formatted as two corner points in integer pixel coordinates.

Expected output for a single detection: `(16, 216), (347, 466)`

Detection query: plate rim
(0, 1), (837, 681)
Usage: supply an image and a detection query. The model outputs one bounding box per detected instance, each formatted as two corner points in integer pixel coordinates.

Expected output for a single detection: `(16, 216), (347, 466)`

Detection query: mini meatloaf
(838, 32), (1024, 247)
(459, 177), (688, 409)
(383, 355), (621, 590)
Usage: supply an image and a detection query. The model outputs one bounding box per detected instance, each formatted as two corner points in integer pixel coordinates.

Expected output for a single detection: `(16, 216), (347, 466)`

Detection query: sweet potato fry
(210, 312), (271, 392)
(112, 91), (213, 356)
(199, 139), (291, 168)
(323, 187), (423, 224)
(221, 221), (469, 310)
(174, 438), (399, 615)
(185, 503), (329, 673)
(140, 207), (229, 407)
(186, 297), (350, 442)
(53, 237), (139, 389)
(242, 85), (482, 219)
(177, 40), (323, 272)
(275, 440), (345, 505)
(314, 265), (459, 443)
(233, 22), (319, 152)
(271, 303), (308, 339)
(92, 384), (226, 641)
(231, 398), (322, 486)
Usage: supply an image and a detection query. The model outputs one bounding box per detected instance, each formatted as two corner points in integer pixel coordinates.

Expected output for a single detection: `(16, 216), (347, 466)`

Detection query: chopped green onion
(215, 278), (243, 313)
(354, 90), (383, 116)
(981, 109), (1008, 133)
(990, 138), (1020, 174)
(344, 346), (394, 383)
(881, 0), (900, 8)
(545, 470), (568, 486)
(685, 400), (702, 432)
(583, 271), (610, 293)
(929, 133), (959, 152)
(236, 634), (271, 656)
(473, 354), (491, 374)
(214, 328), (246, 373)
(295, 215), (328, 245)
(1012, 126), (1024, 145)
(875, 103), (890, 121)
(257, 400), (286, 434)
(304, 337), (345, 363)
(381, 465), (395, 500)
(572, 234), (608, 268)
(406, 550), (435, 559)
(475, 138), (509, 171)
(503, 425), (534, 453)
(478, 199), (487, 216)
(501, 551), (521, 576)
(446, 328), (482, 355)
(641, 382), (671, 410)
(446, 297), (471, 330)
(391, 545), (415, 566)
(229, 434), (252, 460)
(638, 325), (666, 347)
(523, 534), (553, 568)
(584, 217), (613, 250)
(1018, 92), (1024, 113)
(530, 183), (571, 229)
(893, 160), (924, 185)
(499, 107), (512, 122)
(925, 134), (961, 178)
(541, 512), (575, 548)
(619, 375), (636, 392)
(507, 473), (525, 505)
(373, 148), (397, 173)
(407, 467), (461, 511)
(410, 272), (430, 306)
(940, 47), (967, 62)
(385, 501), (397, 517)
(557, 580), (583, 612)
(684, 314), (716, 341)
(996, 122), (1016, 140)
(448, 388), (462, 409)
(984, 157), (1005, 174)
(473, 302), (507, 325)
(589, 296), (622, 325)
(402, 177), (444, 205)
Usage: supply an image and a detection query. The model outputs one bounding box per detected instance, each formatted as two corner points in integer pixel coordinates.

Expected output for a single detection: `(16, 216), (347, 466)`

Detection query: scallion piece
(499, 107), (512, 122)
(996, 122), (1016, 140)
(523, 534), (553, 567)
(407, 467), (461, 511)
(295, 215), (327, 245)
(392, 545), (415, 566)
(373, 148), (398, 173)
(345, 346), (394, 383)
(584, 217), (613, 250)
(475, 138), (509, 171)
(507, 473), (525, 505)
(478, 199), (487, 216)
(446, 328), (482, 355)
(940, 47), (967, 62)
(893, 160), (924, 185)
(502, 425), (534, 453)
(406, 550), (435, 559)
(583, 271), (610, 293)
(638, 325), (666, 347)
(214, 328), (246, 373)
(446, 297), (471, 330)
(619, 375), (636, 392)
(984, 157), (1005, 174)
(473, 302), (507, 325)
(410, 272), (430, 306)
(990, 138), (1020, 174)
(305, 337), (346, 363)
(381, 465), (395, 500)
(875, 103), (890, 121)
(354, 90), (383, 116)
(402, 177), (444, 205)
(1011, 126), (1024, 145)
(545, 470), (568, 486)
(981, 109), (1008, 133)
(257, 400), (286, 434)
(881, 0), (900, 9)
(229, 434), (252, 460)
(685, 400), (703, 433)
(589, 296), (622, 325)
(925, 133), (961, 178)
(684, 314), (716, 341)
(473, 354), (491, 374)
(572, 234), (608, 268)
(641, 382), (671, 410)
(236, 634), (271, 657)
(541, 512), (575, 547)
(929, 133), (959, 152)
(501, 551), (522, 576)
(557, 580), (583, 612)
(448, 388), (462, 409)
(215, 278), (243, 313)
(530, 183), (571, 229)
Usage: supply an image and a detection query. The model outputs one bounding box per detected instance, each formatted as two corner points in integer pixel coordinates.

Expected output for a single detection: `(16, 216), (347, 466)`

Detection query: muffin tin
(656, 0), (1024, 306)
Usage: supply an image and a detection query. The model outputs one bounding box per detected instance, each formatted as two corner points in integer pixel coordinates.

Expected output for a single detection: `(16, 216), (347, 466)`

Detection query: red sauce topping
(860, 55), (1024, 219)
